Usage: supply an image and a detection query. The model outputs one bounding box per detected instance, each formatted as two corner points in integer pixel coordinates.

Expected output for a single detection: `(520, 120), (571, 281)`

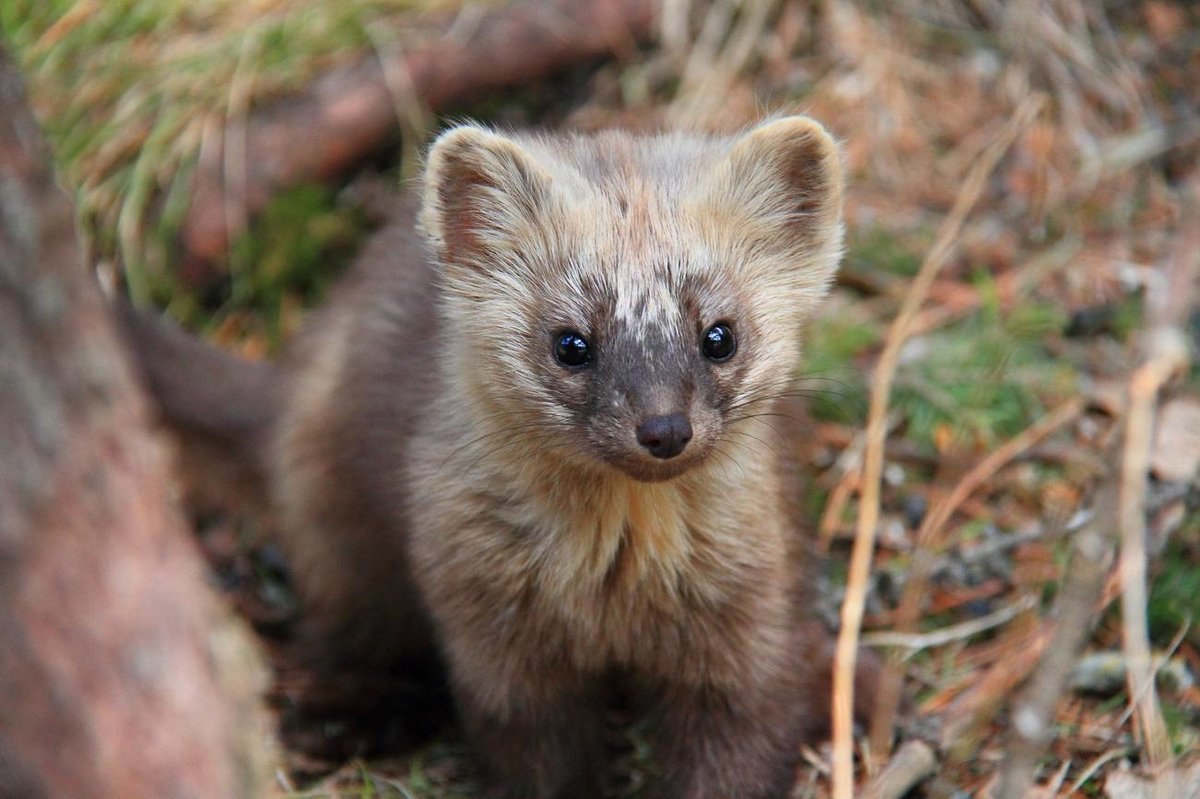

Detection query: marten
(120, 116), (878, 798)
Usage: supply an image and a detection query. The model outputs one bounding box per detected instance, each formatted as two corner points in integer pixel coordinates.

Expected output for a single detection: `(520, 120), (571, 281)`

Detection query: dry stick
(1062, 748), (1132, 797)
(829, 95), (1043, 799)
(997, 174), (1200, 798)
(995, 339), (1185, 799)
(817, 466), (859, 548)
(857, 740), (938, 799)
(1114, 618), (1192, 738)
(868, 395), (1084, 755)
(916, 396), (1085, 559)
(819, 238), (1078, 551)
(364, 19), (432, 181)
(1119, 346), (1185, 772)
(861, 594), (1038, 654)
(939, 620), (1056, 756)
(994, 487), (1118, 799)
(1116, 174), (1200, 776)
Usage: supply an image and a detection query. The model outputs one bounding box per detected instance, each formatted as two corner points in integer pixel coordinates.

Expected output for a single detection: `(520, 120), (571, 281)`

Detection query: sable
(124, 118), (875, 798)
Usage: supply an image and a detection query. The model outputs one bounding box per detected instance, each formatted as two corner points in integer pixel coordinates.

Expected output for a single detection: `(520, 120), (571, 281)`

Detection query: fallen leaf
(1104, 761), (1200, 799)
(1150, 397), (1200, 482)
(1104, 758), (1200, 796)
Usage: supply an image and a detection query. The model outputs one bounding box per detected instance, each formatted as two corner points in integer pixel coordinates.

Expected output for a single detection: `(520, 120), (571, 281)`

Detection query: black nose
(636, 413), (693, 459)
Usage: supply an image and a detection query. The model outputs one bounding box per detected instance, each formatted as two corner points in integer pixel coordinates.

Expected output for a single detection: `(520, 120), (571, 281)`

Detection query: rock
(1070, 650), (1195, 695)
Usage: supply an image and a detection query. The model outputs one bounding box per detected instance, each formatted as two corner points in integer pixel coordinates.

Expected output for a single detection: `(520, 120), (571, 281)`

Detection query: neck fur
(456, 405), (776, 603)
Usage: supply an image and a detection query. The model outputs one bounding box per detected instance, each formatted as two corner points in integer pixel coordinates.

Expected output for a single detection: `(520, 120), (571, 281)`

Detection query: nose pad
(636, 413), (693, 460)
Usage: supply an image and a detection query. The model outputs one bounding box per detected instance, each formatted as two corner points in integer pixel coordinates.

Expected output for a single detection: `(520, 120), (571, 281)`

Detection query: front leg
(448, 650), (606, 799)
(654, 674), (806, 799)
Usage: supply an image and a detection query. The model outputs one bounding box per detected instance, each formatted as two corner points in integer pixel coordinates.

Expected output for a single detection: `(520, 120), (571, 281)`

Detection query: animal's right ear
(419, 125), (552, 272)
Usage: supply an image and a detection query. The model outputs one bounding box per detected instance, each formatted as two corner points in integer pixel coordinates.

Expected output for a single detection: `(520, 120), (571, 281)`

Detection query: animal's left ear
(698, 116), (844, 277)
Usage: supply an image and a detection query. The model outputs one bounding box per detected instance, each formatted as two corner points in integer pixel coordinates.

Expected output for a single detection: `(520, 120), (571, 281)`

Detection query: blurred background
(2, 1), (1199, 796)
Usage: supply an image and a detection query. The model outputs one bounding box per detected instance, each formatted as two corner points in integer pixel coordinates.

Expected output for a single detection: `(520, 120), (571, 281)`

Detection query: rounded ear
(419, 125), (553, 272)
(687, 115), (845, 307)
(718, 115), (844, 253)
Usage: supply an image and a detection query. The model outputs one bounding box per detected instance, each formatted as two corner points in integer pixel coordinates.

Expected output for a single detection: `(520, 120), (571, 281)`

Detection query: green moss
(892, 288), (1074, 449)
(212, 183), (369, 344)
(1112, 290), (1146, 342)
(846, 225), (924, 278)
(233, 185), (365, 297)
(803, 314), (878, 425)
(1147, 521), (1200, 649)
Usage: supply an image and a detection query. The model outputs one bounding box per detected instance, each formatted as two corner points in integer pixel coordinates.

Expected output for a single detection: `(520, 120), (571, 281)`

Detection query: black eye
(702, 323), (736, 362)
(554, 330), (592, 367)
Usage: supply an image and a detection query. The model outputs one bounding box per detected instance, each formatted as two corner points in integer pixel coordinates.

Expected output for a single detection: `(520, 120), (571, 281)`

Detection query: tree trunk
(0, 48), (273, 799)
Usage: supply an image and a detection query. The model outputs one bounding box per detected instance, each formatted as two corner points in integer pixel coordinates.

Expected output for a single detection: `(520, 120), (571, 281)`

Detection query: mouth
(601, 444), (712, 483)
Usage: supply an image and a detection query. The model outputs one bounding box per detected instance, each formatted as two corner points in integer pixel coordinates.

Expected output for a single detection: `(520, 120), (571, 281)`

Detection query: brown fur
(124, 118), (872, 798)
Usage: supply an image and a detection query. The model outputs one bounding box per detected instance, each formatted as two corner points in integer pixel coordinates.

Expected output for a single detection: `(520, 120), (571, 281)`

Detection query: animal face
(419, 119), (844, 482)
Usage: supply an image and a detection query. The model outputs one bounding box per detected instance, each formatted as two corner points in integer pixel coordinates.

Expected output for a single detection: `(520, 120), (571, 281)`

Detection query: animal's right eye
(701, 322), (737, 362)
(554, 330), (592, 368)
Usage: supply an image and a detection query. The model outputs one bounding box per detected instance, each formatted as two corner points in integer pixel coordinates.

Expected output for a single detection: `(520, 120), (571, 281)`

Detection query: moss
(3, 0), (446, 302)
(845, 225), (924, 278)
(1147, 520), (1200, 649)
(892, 288), (1075, 449)
(803, 313), (878, 426)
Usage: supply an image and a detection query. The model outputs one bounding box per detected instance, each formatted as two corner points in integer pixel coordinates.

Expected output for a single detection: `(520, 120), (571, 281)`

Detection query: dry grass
(2, 0), (452, 302)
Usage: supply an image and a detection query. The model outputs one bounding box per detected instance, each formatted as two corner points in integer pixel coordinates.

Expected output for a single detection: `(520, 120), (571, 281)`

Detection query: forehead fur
(420, 119), (844, 343)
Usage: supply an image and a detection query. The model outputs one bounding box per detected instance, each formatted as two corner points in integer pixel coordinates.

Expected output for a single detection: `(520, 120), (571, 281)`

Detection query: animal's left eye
(554, 330), (592, 368)
(701, 323), (736, 362)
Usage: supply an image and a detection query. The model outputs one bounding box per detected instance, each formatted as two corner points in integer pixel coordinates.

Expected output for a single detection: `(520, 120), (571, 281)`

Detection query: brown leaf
(1145, 2), (1188, 45)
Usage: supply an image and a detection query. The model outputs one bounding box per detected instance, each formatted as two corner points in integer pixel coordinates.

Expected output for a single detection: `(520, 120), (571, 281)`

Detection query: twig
(668, 0), (777, 126)
(994, 487), (1117, 799)
(939, 620), (1055, 758)
(1115, 173), (1200, 772)
(829, 94), (1043, 799)
(1081, 117), (1200, 187)
(817, 464), (859, 549)
(906, 235), (1082, 338)
(820, 419), (903, 551)
(869, 372), (1082, 755)
(857, 740), (938, 799)
(1113, 618), (1192, 737)
(997, 173), (1200, 798)
(917, 397), (1085, 555)
(1119, 343), (1184, 769)
(1062, 748), (1131, 797)
(861, 595), (1038, 655)
(221, 25), (260, 305)
(1046, 759), (1074, 795)
(364, 19), (432, 181)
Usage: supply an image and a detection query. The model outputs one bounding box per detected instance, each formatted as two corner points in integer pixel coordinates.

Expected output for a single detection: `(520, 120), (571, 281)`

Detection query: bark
(180, 0), (657, 277)
(0, 48), (273, 799)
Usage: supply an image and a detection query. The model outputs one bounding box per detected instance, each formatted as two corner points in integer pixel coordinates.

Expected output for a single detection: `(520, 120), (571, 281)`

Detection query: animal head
(419, 117), (844, 482)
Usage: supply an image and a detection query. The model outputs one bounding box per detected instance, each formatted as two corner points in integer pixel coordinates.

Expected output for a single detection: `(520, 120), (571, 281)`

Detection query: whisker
(725, 386), (854, 412)
(721, 428), (786, 460)
(726, 411), (817, 439)
(707, 443), (746, 480)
